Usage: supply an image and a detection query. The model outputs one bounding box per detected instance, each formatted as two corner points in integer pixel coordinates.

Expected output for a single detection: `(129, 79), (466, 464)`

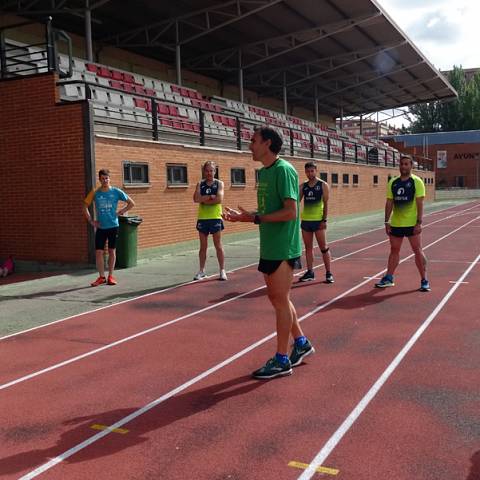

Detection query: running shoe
(219, 270), (228, 281)
(252, 357), (292, 380)
(420, 279), (431, 292)
(91, 276), (106, 287)
(193, 271), (207, 281)
(375, 275), (394, 288)
(298, 269), (315, 282)
(290, 339), (315, 367)
(107, 275), (117, 285)
(326, 272), (334, 284)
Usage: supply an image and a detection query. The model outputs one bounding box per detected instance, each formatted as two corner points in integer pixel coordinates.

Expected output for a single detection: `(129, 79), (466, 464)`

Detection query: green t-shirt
(257, 158), (301, 260)
(387, 174), (425, 227)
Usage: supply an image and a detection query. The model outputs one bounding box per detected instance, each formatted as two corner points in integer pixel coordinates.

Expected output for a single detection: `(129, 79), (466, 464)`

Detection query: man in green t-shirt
(223, 126), (315, 379)
(375, 156), (430, 291)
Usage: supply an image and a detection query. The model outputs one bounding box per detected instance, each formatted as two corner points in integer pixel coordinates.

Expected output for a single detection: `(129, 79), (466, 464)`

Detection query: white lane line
(2, 201), (477, 343)
(0, 208), (476, 392)
(18, 215), (479, 479)
(0, 237), (388, 392)
(297, 250), (480, 480)
(449, 281), (470, 285)
(363, 276), (382, 280)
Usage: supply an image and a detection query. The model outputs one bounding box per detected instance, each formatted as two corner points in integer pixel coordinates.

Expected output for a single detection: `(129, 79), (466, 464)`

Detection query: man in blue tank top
(298, 161), (333, 284)
(193, 161), (227, 281)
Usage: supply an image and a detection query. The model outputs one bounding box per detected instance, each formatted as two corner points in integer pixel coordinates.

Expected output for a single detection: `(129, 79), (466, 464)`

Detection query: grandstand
(0, 1), (455, 264)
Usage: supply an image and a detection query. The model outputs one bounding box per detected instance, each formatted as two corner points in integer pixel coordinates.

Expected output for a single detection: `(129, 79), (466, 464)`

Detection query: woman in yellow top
(193, 161), (227, 281)
(298, 161), (333, 283)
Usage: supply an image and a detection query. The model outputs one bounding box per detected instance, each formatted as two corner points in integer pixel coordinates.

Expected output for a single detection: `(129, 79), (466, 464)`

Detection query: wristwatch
(254, 214), (262, 224)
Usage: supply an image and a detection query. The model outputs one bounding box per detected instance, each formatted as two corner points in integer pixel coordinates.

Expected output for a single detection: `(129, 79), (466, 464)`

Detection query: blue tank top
(391, 177), (416, 205)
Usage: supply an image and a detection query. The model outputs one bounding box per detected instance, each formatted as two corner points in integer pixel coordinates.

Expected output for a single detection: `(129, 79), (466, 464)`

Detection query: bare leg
(198, 232), (208, 271)
(212, 231), (225, 270)
(315, 228), (331, 273)
(264, 261), (301, 355)
(301, 230), (314, 270)
(387, 235), (403, 276)
(408, 233), (427, 279)
(96, 250), (105, 277)
(107, 248), (116, 276)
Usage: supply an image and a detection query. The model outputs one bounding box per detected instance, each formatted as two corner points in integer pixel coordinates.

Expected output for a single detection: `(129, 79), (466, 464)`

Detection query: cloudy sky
(377, 0), (479, 71)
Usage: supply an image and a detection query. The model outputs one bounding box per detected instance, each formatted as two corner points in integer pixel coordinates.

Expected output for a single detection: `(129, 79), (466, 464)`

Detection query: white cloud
(377, 0), (480, 70)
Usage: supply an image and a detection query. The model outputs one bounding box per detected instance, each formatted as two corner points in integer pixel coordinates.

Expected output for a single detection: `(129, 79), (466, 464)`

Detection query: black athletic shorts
(301, 220), (323, 232)
(196, 219), (224, 235)
(95, 227), (119, 250)
(258, 257), (302, 275)
(390, 226), (415, 237)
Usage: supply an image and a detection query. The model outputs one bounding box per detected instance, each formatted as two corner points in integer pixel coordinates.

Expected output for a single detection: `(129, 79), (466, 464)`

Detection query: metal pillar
(176, 21), (182, 86)
(359, 114), (363, 135)
(85, 1), (93, 62)
(283, 71), (288, 115)
(314, 84), (319, 123)
(238, 49), (244, 103)
(339, 106), (343, 130)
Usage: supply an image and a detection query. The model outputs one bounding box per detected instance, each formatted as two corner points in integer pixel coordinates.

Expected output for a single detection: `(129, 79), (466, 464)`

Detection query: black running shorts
(95, 227), (119, 250)
(258, 257), (302, 275)
(390, 226), (415, 237)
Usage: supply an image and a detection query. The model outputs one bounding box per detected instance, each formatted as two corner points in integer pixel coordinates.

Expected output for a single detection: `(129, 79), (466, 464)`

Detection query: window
(353, 174), (359, 185)
(255, 169), (260, 185)
(455, 176), (465, 188)
(373, 175), (379, 185)
(167, 164), (188, 186)
(320, 172), (328, 182)
(343, 173), (349, 184)
(331, 173), (338, 185)
(231, 168), (246, 186)
(123, 162), (149, 185)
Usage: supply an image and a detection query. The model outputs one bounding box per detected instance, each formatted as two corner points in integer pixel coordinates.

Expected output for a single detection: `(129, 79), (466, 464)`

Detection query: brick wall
(0, 73), (89, 263)
(95, 136), (435, 251)
(387, 140), (480, 188)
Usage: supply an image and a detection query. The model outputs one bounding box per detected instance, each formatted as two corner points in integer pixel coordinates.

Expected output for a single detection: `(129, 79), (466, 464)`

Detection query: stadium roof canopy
(1, 0), (457, 117)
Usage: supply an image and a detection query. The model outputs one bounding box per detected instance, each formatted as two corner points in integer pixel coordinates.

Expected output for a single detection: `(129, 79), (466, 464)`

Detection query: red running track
(0, 201), (479, 480)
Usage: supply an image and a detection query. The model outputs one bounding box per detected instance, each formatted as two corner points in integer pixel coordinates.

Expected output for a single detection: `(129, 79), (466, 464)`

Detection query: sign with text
(437, 150), (447, 169)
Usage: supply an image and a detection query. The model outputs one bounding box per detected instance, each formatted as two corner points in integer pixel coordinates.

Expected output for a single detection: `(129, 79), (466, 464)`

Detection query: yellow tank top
(197, 180), (222, 220)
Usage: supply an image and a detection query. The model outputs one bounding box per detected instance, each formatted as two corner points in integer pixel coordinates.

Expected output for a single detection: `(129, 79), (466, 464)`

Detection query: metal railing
(56, 79), (433, 170)
(0, 17), (72, 80)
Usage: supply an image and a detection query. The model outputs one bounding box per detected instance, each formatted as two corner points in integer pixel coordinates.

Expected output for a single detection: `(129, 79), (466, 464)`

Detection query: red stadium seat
(123, 73), (135, 84)
(134, 85), (147, 95)
(109, 80), (123, 90)
(98, 67), (112, 78)
(111, 70), (124, 81)
(86, 63), (98, 73)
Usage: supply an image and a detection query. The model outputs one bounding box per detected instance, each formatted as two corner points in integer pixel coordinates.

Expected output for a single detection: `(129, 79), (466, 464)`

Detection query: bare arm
(384, 199), (394, 234)
(83, 202), (98, 228)
(193, 182), (202, 203)
(118, 197), (135, 216)
(321, 181), (329, 221)
(299, 184), (304, 202)
(202, 180), (224, 204)
(414, 196), (425, 234)
(223, 198), (296, 223)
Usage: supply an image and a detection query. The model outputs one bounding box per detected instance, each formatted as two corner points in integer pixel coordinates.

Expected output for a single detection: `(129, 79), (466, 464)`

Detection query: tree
(407, 66), (480, 133)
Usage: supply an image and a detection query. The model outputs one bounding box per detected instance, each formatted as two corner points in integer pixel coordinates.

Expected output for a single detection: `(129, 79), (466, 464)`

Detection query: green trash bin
(116, 215), (143, 268)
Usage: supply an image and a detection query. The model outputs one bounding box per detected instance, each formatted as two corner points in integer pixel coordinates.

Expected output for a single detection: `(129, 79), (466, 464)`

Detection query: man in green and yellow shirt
(375, 156), (430, 291)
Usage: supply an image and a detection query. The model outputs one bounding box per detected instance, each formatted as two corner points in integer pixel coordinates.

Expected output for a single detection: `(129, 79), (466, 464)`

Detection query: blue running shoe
(252, 357), (292, 380)
(290, 339), (315, 367)
(420, 279), (431, 292)
(375, 275), (394, 288)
